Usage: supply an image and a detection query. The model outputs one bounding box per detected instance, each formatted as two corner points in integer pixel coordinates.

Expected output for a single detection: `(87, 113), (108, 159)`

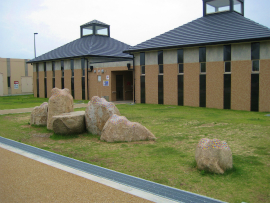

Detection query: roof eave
(124, 37), (270, 54)
(27, 54), (133, 64)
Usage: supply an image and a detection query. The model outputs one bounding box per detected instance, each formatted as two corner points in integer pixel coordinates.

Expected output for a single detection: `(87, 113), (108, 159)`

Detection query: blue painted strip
(0, 136), (224, 203)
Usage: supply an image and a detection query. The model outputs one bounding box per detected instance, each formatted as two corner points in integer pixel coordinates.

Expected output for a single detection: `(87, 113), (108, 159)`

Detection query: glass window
(98, 75), (101, 82)
(177, 49), (183, 64)
(82, 25), (93, 36)
(36, 63), (39, 78)
(96, 26), (108, 36)
(199, 47), (206, 63)
(61, 60), (64, 77)
(233, 0), (242, 14)
(7, 77), (10, 87)
(81, 59), (85, 76)
(201, 63), (206, 73)
(206, 0), (230, 14)
(252, 60), (260, 72)
(71, 59), (74, 77)
(158, 51), (163, 65)
(44, 62), (46, 78)
(159, 65), (163, 74)
(251, 42), (260, 60)
(140, 52), (145, 65)
(52, 61), (55, 78)
(141, 66), (145, 74)
(224, 45), (231, 61)
(179, 64), (184, 74)
(225, 62), (231, 72)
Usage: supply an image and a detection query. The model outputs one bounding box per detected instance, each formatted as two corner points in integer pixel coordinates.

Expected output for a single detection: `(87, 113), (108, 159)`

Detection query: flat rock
(47, 88), (74, 130)
(30, 102), (48, 126)
(52, 111), (85, 135)
(85, 96), (120, 135)
(100, 114), (156, 142)
(195, 138), (233, 174)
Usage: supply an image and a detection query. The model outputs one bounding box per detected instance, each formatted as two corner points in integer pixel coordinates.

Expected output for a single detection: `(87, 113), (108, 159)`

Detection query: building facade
(125, 0), (270, 112)
(0, 58), (33, 96)
(30, 0), (270, 112)
(29, 20), (133, 101)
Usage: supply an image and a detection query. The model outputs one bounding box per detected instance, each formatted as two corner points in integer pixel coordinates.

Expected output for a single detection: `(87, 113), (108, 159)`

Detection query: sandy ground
(0, 147), (152, 203)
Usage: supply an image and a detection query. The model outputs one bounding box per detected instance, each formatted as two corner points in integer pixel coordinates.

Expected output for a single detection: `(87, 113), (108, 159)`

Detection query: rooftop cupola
(80, 20), (110, 38)
(203, 0), (244, 16)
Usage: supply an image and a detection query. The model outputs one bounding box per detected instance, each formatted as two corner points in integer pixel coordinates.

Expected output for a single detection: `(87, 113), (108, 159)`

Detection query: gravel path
(0, 147), (152, 203)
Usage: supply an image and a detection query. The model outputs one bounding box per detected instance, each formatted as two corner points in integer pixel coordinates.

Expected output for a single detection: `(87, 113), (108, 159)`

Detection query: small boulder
(85, 96), (120, 135)
(47, 88), (73, 130)
(52, 111), (85, 135)
(195, 138), (233, 174)
(30, 102), (48, 126)
(100, 114), (156, 142)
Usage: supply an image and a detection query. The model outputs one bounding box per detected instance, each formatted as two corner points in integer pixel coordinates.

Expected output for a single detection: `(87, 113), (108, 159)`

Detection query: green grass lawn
(0, 94), (88, 110)
(0, 100), (269, 202)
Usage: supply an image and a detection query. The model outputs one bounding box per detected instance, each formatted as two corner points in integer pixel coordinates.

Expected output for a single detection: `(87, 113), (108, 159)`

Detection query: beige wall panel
(39, 71), (45, 98)
(46, 62), (52, 71)
(33, 71), (37, 97)
(231, 61), (251, 111)
(260, 41), (270, 60)
(47, 71), (53, 98)
(184, 63), (200, 107)
(55, 70), (62, 89)
(135, 53), (140, 66)
(232, 43), (251, 61)
(146, 51), (158, 65)
(206, 45), (223, 62)
(206, 62), (224, 109)
(88, 71), (96, 101)
(74, 59), (81, 70)
(110, 71), (116, 101)
(163, 64), (178, 105)
(74, 69), (82, 100)
(259, 59), (270, 112)
(0, 58), (8, 95)
(64, 60), (71, 70)
(164, 49), (177, 65)
(184, 47), (199, 63)
(55, 61), (61, 71)
(135, 66), (141, 103)
(10, 59), (25, 94)
(64, 70), (72, 92)
(145, 65), (158, 104)
(0, 73), (3, 96)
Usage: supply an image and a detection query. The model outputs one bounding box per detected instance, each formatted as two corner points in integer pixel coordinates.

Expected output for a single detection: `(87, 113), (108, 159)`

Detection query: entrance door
(116, 75), (123, 101)
(21, 76), (33, 93)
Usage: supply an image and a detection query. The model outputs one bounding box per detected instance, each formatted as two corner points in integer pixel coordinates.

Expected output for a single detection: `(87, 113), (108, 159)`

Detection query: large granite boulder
(30, 102), (48, 126)
(52, 111), (85, 135)
(47, 88), (73, 130)
(100, 114), (156, 142)
(85, 96), (120, 135)
(195, 138), (233, 174)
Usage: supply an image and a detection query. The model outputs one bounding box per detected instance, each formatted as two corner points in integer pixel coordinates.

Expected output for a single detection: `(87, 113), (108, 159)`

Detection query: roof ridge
(81, 20), (109, 27)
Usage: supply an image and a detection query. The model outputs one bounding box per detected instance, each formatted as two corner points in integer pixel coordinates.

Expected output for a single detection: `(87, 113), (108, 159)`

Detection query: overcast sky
(0, 0), (269, 60)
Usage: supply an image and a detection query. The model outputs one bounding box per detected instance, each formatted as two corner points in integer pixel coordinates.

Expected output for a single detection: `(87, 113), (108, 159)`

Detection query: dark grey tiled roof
(126, 12), (270, 52)
(81, 20), (109, 27)
(28, 35), (132, 63)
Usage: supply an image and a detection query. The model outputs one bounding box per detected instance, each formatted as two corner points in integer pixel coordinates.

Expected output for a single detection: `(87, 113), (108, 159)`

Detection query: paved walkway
(0, 101), (133, 115)
(0, 146), (153, 203)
